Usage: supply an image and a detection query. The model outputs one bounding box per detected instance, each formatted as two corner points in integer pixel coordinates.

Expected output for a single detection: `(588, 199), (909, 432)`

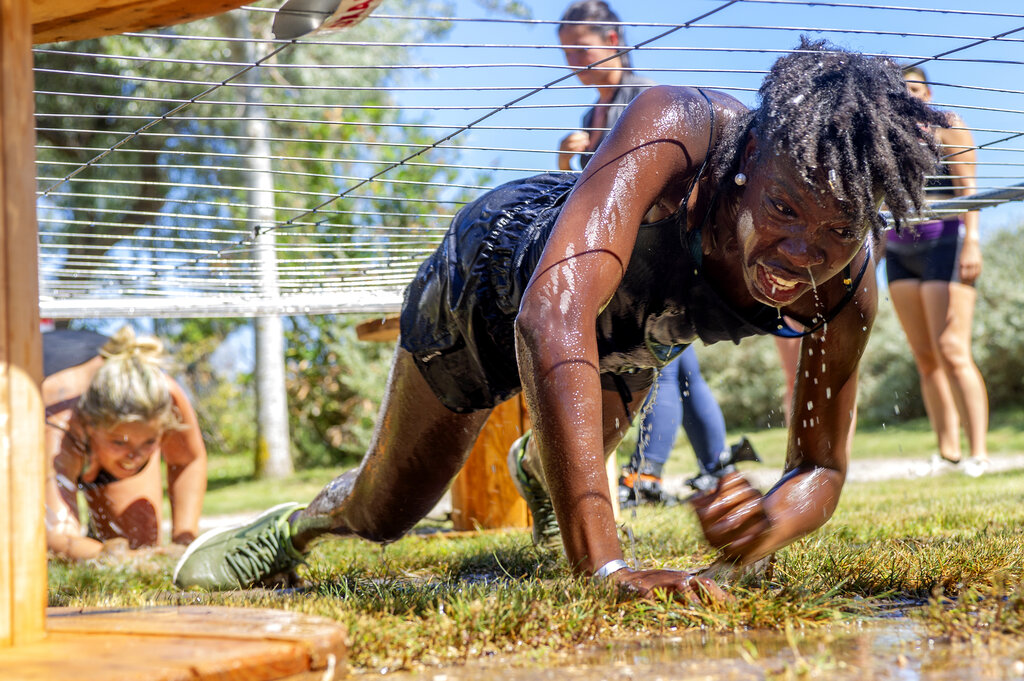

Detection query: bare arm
(939, 115), (981, 283)
(162, 377), (208, 545)
(694, 248), (878, 564)
(45, 412), (105, 560)
(516, 86), (731, 593)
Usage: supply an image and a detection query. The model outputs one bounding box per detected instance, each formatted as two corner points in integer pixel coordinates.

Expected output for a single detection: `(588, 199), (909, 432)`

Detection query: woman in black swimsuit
(44, 326), (208, 560)
(175, 40), (946, 598)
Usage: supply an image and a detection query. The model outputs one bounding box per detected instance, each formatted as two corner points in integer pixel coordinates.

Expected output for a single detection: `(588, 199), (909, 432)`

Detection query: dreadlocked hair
(711, 38), (948, 237)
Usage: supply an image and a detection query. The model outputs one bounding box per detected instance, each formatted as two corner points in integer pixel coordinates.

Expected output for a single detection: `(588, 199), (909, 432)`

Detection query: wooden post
(449, 396), (530, 531)
(1, 0), (47, 648)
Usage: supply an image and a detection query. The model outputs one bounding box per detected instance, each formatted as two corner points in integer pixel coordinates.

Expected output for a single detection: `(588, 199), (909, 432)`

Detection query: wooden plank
(449, 395), (529, 531)
(0, 606), (348, 680)
(1, 0), (46, 648)
(355, 315), (400, 343)
(31, 0), (255, 45)
(48, 606), (346, 669)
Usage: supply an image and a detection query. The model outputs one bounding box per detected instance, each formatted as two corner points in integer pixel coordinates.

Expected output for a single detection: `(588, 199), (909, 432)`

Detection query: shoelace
(517, 464), (559, 541)
(224, 526), (293, 582)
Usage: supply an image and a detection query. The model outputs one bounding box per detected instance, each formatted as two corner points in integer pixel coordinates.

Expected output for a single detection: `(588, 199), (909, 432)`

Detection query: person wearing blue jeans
(620, 347), (728, 506)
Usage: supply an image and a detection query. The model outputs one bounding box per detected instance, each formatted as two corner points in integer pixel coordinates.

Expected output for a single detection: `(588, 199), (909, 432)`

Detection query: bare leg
(889, 280), (962, 461)
(290, 347), (491, 551)
(920, 281), (989, 460)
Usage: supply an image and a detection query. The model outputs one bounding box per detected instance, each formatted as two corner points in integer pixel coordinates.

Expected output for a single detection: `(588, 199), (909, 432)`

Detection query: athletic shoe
(963, 456), (990, 478)
(931, 453), (962, 474)
(507, 432), (561, 549)
(619, 469), (678, 507)
(173, 502), (306, 590)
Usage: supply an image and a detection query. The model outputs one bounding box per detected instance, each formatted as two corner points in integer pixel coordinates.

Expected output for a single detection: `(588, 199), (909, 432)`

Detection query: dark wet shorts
(885, 219), (967, 285)
(399, 173), (576, 413)
(400, 173), (659, 413)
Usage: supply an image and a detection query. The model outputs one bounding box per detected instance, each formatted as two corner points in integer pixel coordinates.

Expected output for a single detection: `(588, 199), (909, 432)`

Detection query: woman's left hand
(959, 237), (982, 284)
(691, 472), (771, 564)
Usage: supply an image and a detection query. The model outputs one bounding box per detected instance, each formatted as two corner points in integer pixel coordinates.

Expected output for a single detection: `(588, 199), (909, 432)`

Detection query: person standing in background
(886, 66), (989, 477)
(554, 0), (737, 509)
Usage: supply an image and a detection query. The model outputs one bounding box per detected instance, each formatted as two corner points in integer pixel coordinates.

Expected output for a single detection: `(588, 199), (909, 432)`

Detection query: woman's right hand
(557, 131), (591, 170)
(606, 567), (730, 603)
(691, 472), (771, 564)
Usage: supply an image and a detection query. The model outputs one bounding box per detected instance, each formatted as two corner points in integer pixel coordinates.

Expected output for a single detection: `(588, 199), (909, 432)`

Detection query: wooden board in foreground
(32, 0), (255, 44)
(0, 606), (348, 680)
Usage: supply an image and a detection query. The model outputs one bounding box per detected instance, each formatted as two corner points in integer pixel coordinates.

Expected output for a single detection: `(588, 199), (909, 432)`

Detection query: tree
(36, 3), (469, 469)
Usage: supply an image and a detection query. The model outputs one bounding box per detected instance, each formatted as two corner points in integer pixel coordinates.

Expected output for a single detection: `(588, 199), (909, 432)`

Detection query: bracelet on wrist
(593, 559), (629, 579)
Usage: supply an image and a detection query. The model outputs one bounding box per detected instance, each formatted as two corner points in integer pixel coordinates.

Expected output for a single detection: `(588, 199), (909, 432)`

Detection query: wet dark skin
(514, 85), (876, 596)
(290, 84), (875, 603)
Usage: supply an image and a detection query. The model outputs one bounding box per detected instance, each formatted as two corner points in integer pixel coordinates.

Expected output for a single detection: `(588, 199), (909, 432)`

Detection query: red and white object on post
(273, 0), (384, 39)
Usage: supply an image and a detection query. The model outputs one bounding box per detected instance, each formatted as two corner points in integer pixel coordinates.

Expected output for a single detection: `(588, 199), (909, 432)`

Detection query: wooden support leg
(449, 396), (530, 531)
(449, 394), (622, 531)
(1, 0), (46, 648)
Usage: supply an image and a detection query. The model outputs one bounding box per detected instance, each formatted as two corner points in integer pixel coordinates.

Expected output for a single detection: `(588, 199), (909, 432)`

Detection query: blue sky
(391, 0), (1024, 233)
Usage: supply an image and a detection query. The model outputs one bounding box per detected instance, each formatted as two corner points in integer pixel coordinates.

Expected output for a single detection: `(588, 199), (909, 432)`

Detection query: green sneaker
(173, 502), (306, 590)
(507, 432), (561, 549)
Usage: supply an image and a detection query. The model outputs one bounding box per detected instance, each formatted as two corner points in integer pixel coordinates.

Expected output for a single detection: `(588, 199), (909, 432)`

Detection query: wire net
(33, 0), (1024, 318)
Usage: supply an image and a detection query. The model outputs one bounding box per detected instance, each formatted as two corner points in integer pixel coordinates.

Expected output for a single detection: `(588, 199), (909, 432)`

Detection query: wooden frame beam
(2, 0), (46, 648)
(31, 0), (255, 44)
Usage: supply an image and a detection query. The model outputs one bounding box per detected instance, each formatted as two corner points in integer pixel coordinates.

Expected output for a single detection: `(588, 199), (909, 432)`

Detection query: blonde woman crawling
(43, 326), (208, 560)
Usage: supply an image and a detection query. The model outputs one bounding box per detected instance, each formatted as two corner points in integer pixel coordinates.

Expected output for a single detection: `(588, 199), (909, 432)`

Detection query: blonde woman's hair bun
(99, 325), (165, 365)
(79, 325), (184, 432)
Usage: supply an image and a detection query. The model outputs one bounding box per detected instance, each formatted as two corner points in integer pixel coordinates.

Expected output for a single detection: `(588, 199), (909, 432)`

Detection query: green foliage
(155, 318), (258, 459)
(972, 223), (1024, 407)
(284, 315), (394, 467)
(694, 336), (789, 430)
(472, 0), (534, 19)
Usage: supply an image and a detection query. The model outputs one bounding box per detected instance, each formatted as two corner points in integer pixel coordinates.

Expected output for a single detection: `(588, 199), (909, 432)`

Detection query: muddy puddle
(381, 619), (1024, 681)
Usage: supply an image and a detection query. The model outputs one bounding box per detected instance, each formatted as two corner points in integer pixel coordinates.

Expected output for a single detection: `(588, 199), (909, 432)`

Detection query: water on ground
(381, 619), (1024, 681)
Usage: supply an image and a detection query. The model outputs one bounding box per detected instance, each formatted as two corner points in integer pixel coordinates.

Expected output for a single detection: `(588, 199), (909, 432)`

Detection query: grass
(658, 404), (1024, 478)
(195, 405), (1024, 517)
(52, 415), (1024, 674)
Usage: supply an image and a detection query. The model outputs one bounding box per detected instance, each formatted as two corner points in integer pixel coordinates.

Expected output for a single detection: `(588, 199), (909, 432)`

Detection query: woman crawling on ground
(174, 39), (945, 598)
(45, 326), (207, 560)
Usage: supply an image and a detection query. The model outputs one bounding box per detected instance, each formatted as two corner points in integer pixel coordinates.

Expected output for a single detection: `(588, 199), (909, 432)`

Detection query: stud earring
(734, 172), (747, 186)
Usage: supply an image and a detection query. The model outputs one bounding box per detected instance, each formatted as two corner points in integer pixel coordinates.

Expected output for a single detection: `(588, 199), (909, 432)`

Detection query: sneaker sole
(173, 501), (300, 585)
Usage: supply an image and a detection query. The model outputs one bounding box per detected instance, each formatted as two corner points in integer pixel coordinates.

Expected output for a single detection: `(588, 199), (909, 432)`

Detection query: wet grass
(50, 459), (1024, 674)
(661, 404), (1024, 477)
(195, 405), (1024, 517)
